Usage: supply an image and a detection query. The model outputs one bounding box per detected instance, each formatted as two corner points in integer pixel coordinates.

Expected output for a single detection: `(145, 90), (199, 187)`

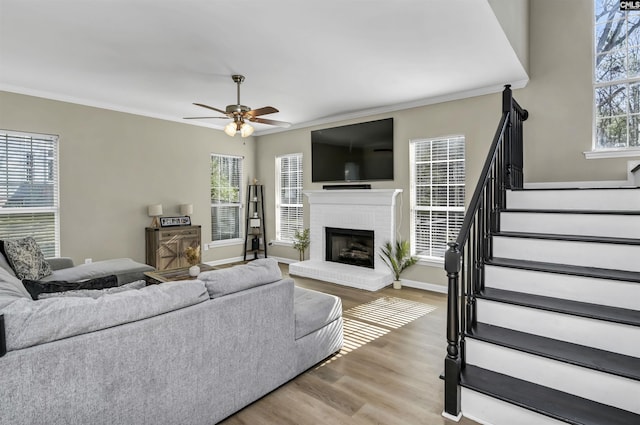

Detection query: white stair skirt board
(289, 260), (392, 291)
(461, 387), (566, 425)
(484, 266), (640, 311)
(500, 212), (640, 239)
(476, 299), (640, 357)
(466, 339), (640, 414)
(492, 237), (640, 272)
(506, 189), (640, 211)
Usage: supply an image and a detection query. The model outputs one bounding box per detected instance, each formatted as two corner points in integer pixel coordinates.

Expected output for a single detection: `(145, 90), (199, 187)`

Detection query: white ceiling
(0, 0), (528, 135)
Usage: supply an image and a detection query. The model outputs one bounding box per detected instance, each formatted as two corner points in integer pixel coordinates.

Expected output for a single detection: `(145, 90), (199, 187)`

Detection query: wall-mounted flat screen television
(311, 118), (394, 182)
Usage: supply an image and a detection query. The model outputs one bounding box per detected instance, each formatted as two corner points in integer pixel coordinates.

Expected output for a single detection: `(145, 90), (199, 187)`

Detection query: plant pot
(188, 265), (200, 277)
(393, 280), (402, 289)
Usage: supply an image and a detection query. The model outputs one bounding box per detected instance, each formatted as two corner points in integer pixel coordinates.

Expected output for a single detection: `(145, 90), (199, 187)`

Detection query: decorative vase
(188, 265), (200, 277)
(393, 280), (402, 290)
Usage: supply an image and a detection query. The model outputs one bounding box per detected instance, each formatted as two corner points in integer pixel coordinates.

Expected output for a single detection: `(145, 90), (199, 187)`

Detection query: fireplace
(289, 189), (402, 291)
(325, 227), (374, 269)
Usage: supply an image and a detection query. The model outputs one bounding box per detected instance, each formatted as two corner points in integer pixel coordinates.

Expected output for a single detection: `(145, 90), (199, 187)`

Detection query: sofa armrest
(46, 257), (75, 271)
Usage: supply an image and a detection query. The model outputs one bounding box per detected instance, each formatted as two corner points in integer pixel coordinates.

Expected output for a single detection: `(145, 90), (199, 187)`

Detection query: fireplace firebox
(325, 227), (374, 269)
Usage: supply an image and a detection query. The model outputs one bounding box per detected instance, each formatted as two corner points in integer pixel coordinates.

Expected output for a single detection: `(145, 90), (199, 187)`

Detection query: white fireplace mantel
(289, 189), (402, 291)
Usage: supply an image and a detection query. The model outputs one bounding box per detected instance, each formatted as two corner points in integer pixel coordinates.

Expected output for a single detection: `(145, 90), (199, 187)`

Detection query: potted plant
(185, 245), (201, 276)
(379, 240), (418, 289)
(292, 228), (310, 261)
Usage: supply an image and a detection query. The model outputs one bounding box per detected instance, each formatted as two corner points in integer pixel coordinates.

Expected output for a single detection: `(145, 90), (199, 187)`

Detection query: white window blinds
(410, 136), (465, 260)
(275, 153), (303, 241)
(210, 154), (243, 242)
(0, 130), (60, 257)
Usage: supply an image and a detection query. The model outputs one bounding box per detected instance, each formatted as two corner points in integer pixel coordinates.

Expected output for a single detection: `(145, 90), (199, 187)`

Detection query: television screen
(311, 118), (394, 182)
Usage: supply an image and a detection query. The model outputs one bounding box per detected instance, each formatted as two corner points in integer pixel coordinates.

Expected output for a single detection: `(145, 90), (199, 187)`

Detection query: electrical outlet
(84, 258), (92, 264)
(204, 244), (209, 251)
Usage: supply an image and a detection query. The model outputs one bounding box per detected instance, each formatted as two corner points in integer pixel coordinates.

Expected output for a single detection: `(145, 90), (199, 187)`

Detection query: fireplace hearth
(326, 227), (374, 269)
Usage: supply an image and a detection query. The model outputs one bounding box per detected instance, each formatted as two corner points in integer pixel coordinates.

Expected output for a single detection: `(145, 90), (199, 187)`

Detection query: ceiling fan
(184, 74), (291, 137)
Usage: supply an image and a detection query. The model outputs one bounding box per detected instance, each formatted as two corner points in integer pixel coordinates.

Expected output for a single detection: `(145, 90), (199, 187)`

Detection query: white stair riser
(466, 339), (640, 414)
(476, 300), (640, 357)
(492, 237), (640, 272)
(500, 212), (640, 239)
(485, 266), (640, 311)
(461, 387), (565, 425)
(507, 189), (640, 211)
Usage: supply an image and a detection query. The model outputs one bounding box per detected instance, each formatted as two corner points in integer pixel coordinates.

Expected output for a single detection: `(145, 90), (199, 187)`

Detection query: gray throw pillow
(0, 265), (32, 309)
(38, 280), (146, 299)
(1, 237), (52, 281)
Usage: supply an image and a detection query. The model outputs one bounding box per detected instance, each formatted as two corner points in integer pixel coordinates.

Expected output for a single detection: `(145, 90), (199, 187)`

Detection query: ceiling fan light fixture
(224, 121), (237, 137)
(240, 122), (254, 138)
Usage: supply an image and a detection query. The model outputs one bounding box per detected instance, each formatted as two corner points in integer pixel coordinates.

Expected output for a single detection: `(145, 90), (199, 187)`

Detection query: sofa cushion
(22, 274), (119, 300)
(198, 258), (282, 299)
(0, 265), (31, 309)
(293, 287), (342, 339)
(0, 251), (18, 278)
(42, 258), (154, 284)
(0, 237), (52, 280)
(37, 279), (146, 299)
(0, 280), (209, 352)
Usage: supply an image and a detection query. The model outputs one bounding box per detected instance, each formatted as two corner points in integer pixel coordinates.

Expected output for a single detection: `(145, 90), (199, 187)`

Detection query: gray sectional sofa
(0, 258), (343, 425)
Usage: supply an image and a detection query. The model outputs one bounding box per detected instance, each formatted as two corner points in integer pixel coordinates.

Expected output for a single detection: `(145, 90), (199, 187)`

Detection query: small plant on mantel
(292, 228), (310, 261)
(379, 239), (418, 289)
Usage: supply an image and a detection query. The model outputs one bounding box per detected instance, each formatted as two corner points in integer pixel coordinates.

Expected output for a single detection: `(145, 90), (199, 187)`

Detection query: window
(410, 136), (465, 261)
(0, 130), (59, 257)
(593, 0), (640, 151)
(275, 153), (303, 242)
(210, 154), (242, 243)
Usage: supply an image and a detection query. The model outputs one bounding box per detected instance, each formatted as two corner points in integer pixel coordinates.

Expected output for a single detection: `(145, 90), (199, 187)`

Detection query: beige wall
(0, 91), (255, 265)
(2, 0), (638, 288)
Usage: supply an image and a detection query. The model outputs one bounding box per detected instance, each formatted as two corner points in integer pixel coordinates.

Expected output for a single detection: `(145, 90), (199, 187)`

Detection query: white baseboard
(400, 278), (448, 294)
(203, 256), (245, 267)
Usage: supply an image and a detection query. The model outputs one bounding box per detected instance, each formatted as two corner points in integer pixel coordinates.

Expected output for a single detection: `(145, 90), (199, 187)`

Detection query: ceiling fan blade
(193, 103), (228, 115)
(183, 116), (229, 120)
(250, 117), (292, 128)
(246, 106), (279, 117)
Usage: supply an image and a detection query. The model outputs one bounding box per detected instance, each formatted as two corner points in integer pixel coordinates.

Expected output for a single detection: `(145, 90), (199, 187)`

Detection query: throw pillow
(22, 274), (118, 300)
(1, 237), (52, 281)
(37, 279), (146, 299)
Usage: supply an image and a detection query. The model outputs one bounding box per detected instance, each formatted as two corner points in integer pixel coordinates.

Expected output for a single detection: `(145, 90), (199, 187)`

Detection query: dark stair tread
(492, 231), (640, 245)
(502, 209), (640, 215)
(486, 257), (640, 283)
(468, 323), (640, 381)
(460, 365), (640, 425)
(478, 287), (640, 327)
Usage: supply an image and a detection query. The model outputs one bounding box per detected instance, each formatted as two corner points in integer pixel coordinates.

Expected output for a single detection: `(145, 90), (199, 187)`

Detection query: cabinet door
(158, 229), (188, 270)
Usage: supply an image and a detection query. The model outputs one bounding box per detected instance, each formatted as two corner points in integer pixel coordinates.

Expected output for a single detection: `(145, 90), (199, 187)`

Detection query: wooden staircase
(457, 187), (640, 424)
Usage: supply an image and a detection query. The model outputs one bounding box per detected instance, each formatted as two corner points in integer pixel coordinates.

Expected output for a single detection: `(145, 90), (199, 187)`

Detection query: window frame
(209, 153), (243, 247)
(274, 153), (304, 244)
(0, 130), (60, 257)
(409, 135), (465, 265)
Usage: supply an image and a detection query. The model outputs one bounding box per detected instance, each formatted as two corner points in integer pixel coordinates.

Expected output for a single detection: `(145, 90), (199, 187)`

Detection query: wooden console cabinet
(145, 225), (201, 270)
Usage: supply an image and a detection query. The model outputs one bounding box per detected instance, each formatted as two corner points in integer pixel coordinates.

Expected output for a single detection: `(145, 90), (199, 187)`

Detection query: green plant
(292, 228), (310, 261)
(379, 240), (418, 281)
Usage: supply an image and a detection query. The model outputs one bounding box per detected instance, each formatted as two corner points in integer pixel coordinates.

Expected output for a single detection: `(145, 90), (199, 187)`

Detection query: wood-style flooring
(219, 264), (479, 425)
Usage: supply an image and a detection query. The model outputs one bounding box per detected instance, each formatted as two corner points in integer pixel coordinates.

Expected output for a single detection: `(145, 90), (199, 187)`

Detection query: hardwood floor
(219, 264), (479, 425)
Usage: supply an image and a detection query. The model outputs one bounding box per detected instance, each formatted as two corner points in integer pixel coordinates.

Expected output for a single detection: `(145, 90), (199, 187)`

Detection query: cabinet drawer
(160, 229), (198, 239)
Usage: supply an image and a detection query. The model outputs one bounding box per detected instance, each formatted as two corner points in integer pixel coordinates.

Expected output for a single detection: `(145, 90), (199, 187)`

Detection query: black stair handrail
(443, 85), (528, 417)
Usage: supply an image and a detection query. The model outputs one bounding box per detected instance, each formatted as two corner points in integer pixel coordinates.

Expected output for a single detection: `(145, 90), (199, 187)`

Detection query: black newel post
(444, 242), (462, 417)
(0, 314), (6, 357)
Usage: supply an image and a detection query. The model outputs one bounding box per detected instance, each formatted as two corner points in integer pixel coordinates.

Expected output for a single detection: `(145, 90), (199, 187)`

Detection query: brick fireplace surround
(289, 189), (402, 291)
